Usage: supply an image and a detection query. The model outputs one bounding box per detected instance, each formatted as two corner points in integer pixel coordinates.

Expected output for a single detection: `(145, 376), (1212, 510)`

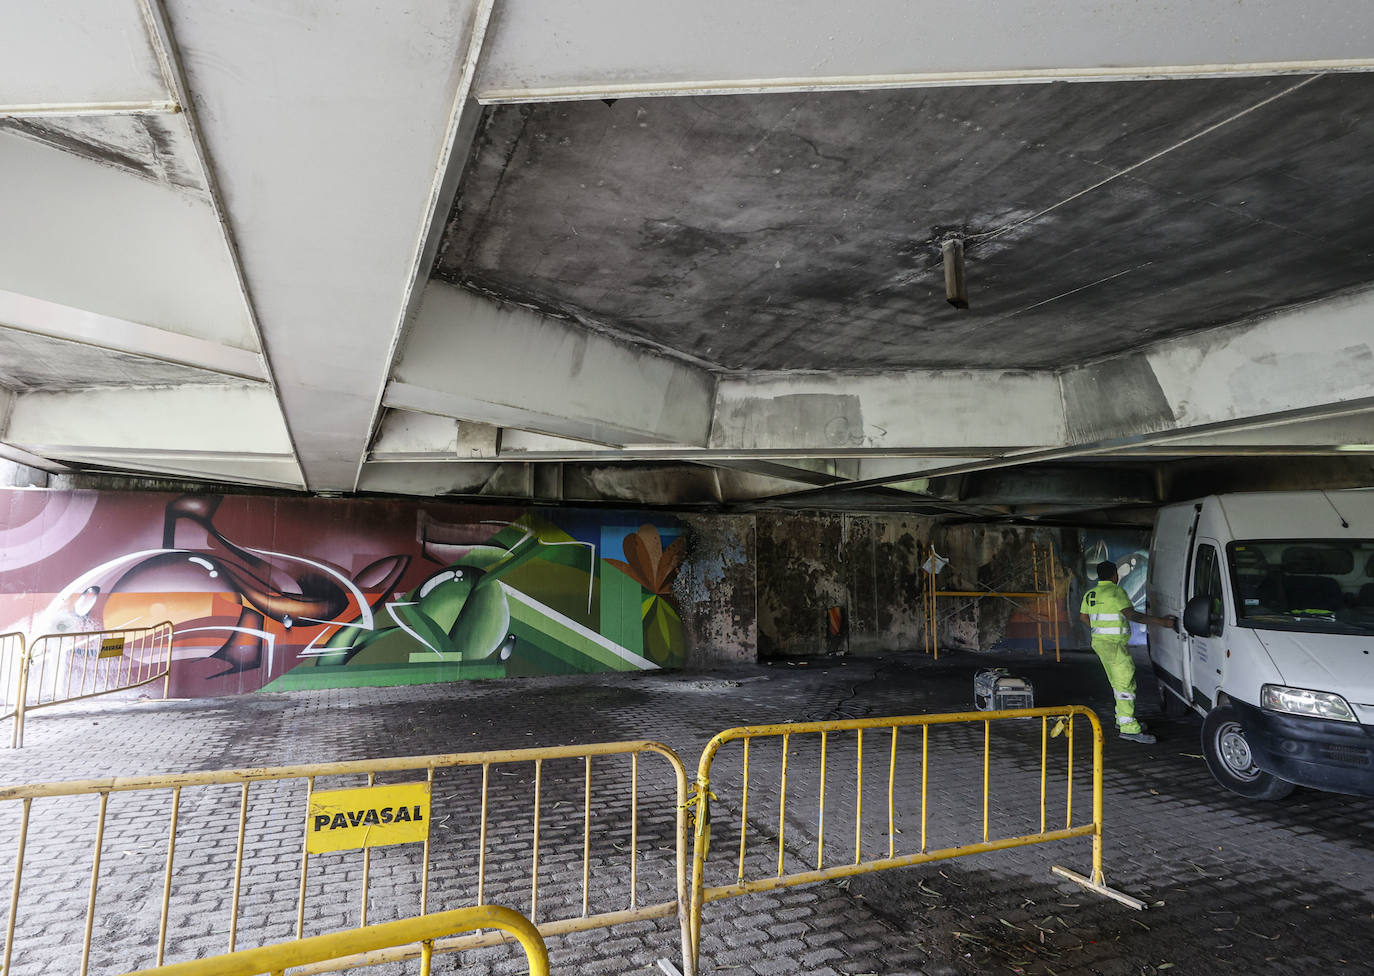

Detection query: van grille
(1319, 743), (1371, 767)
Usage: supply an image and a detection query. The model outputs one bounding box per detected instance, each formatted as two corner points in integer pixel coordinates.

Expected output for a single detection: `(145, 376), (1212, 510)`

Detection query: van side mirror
(1183, 594), (1221, 637)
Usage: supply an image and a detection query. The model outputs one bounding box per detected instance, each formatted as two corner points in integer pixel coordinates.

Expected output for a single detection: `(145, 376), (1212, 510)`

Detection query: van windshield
(1228, 540), (1374, 635)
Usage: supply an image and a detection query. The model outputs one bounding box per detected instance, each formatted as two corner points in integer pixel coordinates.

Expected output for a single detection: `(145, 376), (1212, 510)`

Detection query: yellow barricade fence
(6, 622), (175, 748)
(0, 741), (692, 976)
(0, 633), (28, 749)
(687, 706), (1139, 972)
(119, 905), (549, 976)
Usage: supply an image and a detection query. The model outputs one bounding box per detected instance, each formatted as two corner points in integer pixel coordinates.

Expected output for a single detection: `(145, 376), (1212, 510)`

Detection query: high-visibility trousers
(1090, 637), (1143, 733)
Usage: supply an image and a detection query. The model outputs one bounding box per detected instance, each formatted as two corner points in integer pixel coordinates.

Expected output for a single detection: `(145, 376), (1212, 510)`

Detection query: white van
(1147, 491), (1374, 800)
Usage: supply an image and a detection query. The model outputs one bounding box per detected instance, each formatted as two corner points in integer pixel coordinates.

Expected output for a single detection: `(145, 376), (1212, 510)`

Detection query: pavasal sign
(306, 781), (431, 854)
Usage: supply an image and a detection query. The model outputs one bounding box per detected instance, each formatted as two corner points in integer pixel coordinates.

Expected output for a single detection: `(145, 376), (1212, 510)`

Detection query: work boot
(1118, 718), (1154, 743)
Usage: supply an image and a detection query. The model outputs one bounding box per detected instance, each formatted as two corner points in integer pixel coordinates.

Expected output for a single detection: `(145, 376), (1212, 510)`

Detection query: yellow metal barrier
(0, 741), (692, 976)
(6, 622), (174, 748)
(119, 905), (549, 976)
(687, 706), (1139, 972)
(0, 632), (28, 749)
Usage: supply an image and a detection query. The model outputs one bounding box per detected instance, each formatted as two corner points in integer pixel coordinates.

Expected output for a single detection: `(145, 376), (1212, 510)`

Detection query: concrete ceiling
(439, 76), (1374, 372)
(2, 1), (1373, 522)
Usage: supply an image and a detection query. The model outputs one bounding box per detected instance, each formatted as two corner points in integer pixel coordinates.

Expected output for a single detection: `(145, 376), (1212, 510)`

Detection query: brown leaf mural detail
(607, 525), (684, 596)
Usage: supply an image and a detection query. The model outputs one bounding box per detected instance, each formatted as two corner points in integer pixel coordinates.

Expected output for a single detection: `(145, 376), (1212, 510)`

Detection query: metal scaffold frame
(921, 542), (1062, 661)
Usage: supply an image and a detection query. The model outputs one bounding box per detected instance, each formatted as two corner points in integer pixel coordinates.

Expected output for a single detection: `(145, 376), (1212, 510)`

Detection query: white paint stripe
(176, 626), (278, 676)
(385, 602), (442, 655)
(0, 288), (266, 380)
(501, 584), (656, 670)
(533, 537), (597, 613)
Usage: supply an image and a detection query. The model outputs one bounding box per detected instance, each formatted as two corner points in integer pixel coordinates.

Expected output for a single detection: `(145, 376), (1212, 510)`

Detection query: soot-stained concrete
(0, 115), (205, 194)
(756, 512), (932, 657)
(438, 73), (1374, 372)
(0, 329), (233, 390)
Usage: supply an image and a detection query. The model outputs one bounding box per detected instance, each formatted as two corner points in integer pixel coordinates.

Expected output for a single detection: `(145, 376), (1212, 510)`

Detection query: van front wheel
(1202, 705), (1295, 801)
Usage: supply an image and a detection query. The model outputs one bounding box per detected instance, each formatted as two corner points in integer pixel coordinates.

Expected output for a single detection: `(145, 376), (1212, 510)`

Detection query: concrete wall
(675, 514), (757, 667)
(930, 525), (1080, 654)
(755, 514), (1093, 658)
(756, 513), (931, 658)
(0, 485), (1150, 697)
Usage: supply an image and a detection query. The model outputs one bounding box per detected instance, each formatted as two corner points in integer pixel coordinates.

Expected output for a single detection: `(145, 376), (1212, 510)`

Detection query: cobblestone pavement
(1, 648), (1371, 975)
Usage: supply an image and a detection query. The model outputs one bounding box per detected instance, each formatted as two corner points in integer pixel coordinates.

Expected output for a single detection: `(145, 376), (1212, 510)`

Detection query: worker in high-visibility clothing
(1079, 560), (1177, 744)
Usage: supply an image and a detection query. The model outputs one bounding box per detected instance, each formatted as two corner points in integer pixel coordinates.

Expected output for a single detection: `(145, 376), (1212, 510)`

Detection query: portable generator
(973, 668), (1034, 711)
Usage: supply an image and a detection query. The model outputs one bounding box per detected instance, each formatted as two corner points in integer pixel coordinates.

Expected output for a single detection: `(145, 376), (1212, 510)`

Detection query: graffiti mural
(0, 489), (690, 696)
(1081, 530), (1151, 646)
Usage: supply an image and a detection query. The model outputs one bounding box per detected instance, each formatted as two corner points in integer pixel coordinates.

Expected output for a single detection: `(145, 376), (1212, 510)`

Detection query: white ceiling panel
(0, 130), (256, 350)
(1, 0), (171, 110)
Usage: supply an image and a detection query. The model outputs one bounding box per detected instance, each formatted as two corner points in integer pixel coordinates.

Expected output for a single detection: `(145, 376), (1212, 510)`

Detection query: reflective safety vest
(1080, 581), (1132, 639)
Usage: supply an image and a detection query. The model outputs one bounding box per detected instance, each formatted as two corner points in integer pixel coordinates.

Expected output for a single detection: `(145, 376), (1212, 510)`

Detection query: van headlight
(1260, 685), (1356, 722)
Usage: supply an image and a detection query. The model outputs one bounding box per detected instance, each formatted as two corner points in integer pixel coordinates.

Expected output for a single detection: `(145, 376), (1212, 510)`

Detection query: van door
(1188, 539), (1228, 707)
(1148, 503), (1197, 706)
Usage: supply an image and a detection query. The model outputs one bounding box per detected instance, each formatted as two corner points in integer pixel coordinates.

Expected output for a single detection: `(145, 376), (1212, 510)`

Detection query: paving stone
(0, 651), (1368, 976)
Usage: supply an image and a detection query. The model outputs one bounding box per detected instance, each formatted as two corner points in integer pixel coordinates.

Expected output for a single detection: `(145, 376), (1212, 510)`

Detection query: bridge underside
(3, 2), (1372, 524)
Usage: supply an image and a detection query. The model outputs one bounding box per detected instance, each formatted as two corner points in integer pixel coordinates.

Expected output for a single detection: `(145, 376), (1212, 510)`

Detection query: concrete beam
(369, 409), (459, 457)
(0, 290), (266, 381)
(48, 454), (304, 490)
(387, 281), (716, 448)
(957, 466), (1158, 506)
(1150, 413), (1374, 448)
(855, 457), (995, 481)
(161, 0), (489, 491)
(699, 458), (856, 488)
(368, 412), (623, 461)
(356, 460), (522, 498)
(1162, 456), (1374, 499)
(497, 428), (636, 455)
(711, 370), (1064, 452)
(1061, 288), (1374, 443)
(746, 288), (1374, 504)
(4, 385), (297, 466)
(475, 1), (1374, 103)
(358, 457), (810, 504)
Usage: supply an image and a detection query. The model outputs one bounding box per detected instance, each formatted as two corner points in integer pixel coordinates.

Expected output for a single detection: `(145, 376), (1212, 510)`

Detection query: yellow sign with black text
(306, 781), (431, 854)
(98, 637), (125, 659)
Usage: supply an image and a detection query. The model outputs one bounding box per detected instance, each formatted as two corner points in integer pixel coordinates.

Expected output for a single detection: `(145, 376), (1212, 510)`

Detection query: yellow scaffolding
(922, 542), (1062, 660)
